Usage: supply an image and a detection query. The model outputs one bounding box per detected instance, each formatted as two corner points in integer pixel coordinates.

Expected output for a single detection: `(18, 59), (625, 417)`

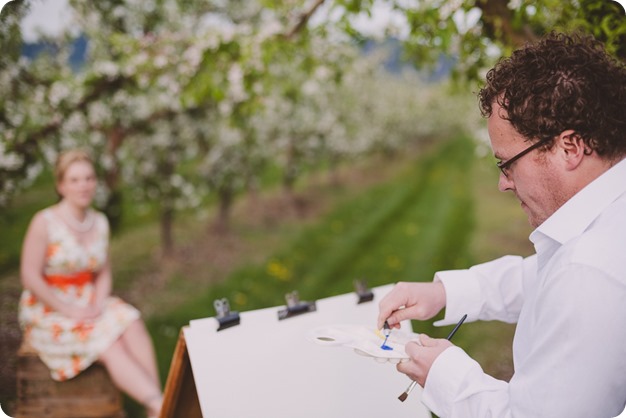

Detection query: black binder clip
(277, 291), (316, 320)
(214, 298), (240, 331)
(354, 279), (374, 304)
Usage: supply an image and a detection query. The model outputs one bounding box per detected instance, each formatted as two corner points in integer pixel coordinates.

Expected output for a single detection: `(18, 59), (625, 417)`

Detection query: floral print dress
(18, 208), (140, 381)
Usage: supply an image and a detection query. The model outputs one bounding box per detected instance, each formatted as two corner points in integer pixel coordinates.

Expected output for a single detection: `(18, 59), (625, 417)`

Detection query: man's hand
(397, 334), (453, 387)
(377, 281), (446, 329)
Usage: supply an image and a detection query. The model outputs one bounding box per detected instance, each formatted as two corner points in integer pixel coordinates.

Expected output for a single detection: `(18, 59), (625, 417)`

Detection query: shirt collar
(530, 157), (626, 245)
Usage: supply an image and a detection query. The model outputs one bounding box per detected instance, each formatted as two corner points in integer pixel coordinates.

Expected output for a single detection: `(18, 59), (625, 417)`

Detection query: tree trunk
(102, 127), (126, 232)
(213, 186), (233, 234)
(157, 156), (176, 256)
(327, 155), (341, 188)
(160, 205), (174, 257)
(283, 144), (298, 210)
(246, 177), (260, 211)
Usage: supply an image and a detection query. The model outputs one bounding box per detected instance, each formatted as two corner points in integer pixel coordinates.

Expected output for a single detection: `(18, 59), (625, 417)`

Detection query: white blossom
(33, 85), (46, 105)
(94, 61), (119, 78)
(0, 147), (23, 170)
(6, 107), (23, 127)
(218, 101), (233, 117)
(89, 131), (106, 146)
(88, 101), (112, 126)
(154, 54), (169, 69)
(439, 0), (463, 20)
(48, 81), (71, 106)
(182, 45), (203, 69)
(257, 18), (283, 39)
(26, 162), (43, 182)
(63, 112), (87, 134)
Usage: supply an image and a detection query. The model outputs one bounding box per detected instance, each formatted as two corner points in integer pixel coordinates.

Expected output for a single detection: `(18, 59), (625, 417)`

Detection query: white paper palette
(308, 324), (421, 363)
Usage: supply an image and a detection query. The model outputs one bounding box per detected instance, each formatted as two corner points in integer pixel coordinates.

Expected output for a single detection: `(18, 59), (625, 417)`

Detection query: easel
(159, 329), (201, 418)
(159, 283), (431, 418)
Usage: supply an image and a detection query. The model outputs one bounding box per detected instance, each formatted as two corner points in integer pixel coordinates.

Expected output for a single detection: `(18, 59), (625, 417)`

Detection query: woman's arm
(92, 257), (112, 311)
(92, 213), (112, 312)
(21, 212), (70, 314)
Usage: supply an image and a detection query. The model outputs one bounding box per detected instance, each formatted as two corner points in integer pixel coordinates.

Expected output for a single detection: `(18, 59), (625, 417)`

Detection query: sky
(13, 0), (74, 42)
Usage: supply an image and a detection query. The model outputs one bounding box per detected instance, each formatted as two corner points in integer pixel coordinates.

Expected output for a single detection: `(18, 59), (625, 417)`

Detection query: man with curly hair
(378, 32), (626, 417)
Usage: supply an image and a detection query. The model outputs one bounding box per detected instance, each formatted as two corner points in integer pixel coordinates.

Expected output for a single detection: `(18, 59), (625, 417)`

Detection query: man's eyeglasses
(497, 137), (553, 178)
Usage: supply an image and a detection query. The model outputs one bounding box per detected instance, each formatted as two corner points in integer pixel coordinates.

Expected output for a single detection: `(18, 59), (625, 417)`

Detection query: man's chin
(521, 204), (540, 228)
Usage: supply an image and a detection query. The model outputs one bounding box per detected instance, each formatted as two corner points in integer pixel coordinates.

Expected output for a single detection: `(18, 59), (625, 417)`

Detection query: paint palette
(307, 324), (420, 363)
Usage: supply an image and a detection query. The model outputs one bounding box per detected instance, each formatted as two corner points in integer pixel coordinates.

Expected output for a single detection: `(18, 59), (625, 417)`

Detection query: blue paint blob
(380, 335), (394, 351)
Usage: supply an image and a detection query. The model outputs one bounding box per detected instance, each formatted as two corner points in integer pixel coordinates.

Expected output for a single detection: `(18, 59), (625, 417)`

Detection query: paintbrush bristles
(398, 380), (417, 402)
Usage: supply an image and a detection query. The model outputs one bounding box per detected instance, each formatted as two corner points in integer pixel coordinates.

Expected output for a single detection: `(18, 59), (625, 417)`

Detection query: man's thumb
(418, 333), (435, 346)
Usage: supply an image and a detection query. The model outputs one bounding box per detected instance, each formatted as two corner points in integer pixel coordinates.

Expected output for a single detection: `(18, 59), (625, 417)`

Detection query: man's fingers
(378, 306), (407, 329)
(387, 308), (414, 327)
(419, 333), (435, 346)
(405, 340), (422, 358)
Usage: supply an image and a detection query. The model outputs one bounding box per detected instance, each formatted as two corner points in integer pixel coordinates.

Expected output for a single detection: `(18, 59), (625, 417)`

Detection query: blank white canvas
(184, 284), (432, 418)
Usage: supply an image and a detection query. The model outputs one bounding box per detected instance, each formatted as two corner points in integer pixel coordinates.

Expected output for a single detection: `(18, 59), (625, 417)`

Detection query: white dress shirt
(421, 157), (626, 418)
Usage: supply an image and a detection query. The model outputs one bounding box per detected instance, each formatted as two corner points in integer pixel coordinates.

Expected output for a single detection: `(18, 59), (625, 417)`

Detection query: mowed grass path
(148, 134), (532, 389)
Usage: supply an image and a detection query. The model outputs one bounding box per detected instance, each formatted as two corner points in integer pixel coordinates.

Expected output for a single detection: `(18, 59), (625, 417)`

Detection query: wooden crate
(15, 341), (124, 418)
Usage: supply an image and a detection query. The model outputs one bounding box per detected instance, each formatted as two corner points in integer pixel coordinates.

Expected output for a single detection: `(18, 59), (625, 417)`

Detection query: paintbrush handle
(383, 320), (391, 337)
(446, 314), (467, 341)
(397, 314), (467, 402)
(405, 380), (418, 394)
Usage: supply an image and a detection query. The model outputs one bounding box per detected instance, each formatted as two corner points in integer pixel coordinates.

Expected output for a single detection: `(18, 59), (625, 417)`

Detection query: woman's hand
(60, 303), (102, 321)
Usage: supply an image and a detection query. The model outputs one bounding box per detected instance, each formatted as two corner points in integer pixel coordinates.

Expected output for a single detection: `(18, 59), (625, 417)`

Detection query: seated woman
(18, 149), (163, 418)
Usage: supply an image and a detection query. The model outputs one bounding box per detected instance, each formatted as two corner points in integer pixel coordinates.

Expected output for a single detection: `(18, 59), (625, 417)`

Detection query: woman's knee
(124, 318), (149, 336)
(98, 337), (125, 364)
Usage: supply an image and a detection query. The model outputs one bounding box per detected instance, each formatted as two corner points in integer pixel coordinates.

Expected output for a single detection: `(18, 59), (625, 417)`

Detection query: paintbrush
(398, 314), (467, 402)
(397, 380), (417, 402)
(381, 320), (392, 349)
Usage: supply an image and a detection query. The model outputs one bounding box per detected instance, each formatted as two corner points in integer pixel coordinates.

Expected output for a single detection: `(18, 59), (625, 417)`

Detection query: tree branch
(475, 0), (539, 48)
(282, 0), (327, 40)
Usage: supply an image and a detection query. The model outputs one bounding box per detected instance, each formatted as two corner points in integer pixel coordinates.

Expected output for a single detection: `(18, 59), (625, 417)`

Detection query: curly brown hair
(478, 32), (626, 160)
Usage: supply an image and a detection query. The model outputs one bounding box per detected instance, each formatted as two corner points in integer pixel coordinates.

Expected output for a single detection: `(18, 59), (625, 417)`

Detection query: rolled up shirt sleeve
(434, 255), (536, 326)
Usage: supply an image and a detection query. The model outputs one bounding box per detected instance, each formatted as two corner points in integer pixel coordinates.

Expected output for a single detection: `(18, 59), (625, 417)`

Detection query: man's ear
(556, 130), (587, 170)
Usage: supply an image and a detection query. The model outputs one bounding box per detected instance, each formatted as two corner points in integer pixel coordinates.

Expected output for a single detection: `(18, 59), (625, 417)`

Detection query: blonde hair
(54, 149), (94, 183)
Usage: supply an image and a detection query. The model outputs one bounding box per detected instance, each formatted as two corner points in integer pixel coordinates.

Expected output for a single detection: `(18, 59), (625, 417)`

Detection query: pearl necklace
(62, 209), (95, 233)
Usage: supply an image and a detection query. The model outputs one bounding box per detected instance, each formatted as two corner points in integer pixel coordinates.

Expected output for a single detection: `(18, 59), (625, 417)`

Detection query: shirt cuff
(433, 270), (482, 326)
(421, 347), (475, 417)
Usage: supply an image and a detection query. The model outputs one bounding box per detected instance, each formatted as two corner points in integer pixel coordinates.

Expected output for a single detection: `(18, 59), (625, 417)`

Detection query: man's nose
(498, 172), (514, 192)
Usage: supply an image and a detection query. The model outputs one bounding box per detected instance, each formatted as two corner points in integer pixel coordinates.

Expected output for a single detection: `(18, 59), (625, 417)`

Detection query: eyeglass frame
(496, 137), (554, 178)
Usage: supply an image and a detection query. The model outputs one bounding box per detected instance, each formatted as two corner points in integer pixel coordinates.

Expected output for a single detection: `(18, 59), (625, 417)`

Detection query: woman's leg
(118, 319), (161, 385)
(99, 338), (162, 417)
